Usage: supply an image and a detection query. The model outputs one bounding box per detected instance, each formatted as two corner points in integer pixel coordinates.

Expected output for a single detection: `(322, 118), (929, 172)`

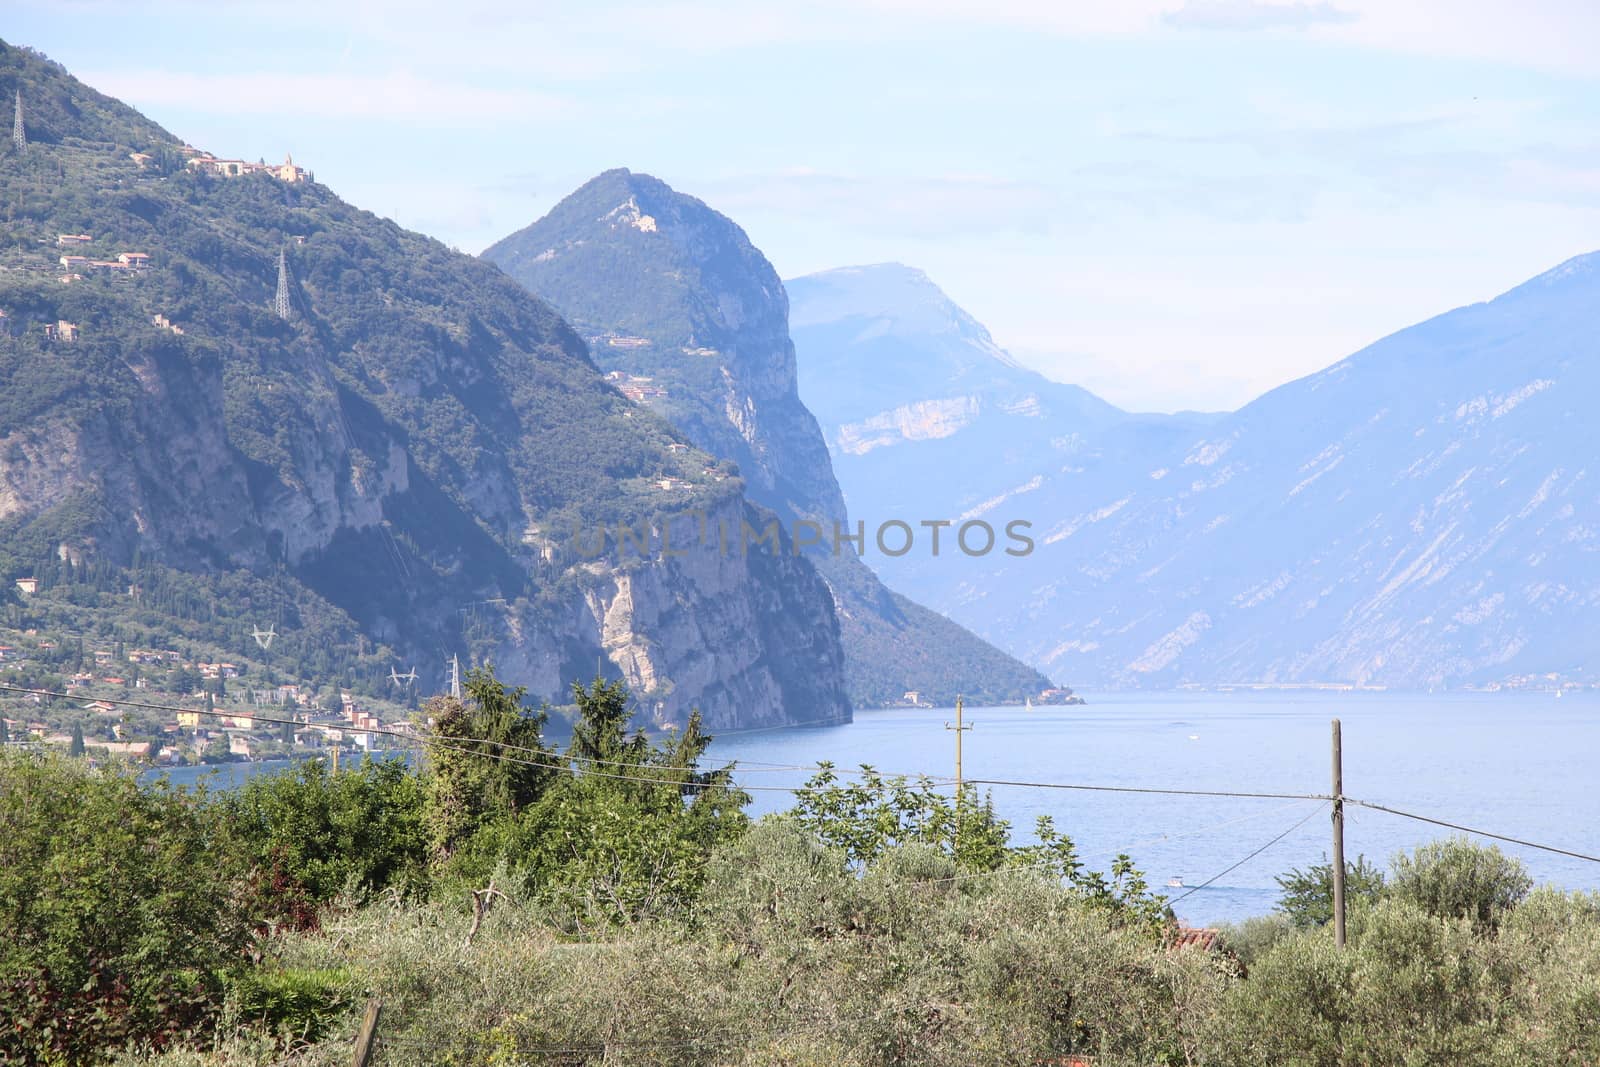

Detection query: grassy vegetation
(2, 665), (1596, 1066)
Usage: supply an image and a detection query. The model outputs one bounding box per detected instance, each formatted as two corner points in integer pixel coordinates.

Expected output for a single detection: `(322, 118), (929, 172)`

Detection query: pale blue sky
(11, 1), (1600, 410)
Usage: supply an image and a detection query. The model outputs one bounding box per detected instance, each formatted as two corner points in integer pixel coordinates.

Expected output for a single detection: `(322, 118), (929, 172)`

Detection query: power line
(18, 679), (1600, 872)
(1169, 801), (1329, 905)
(967, 776), (1328, 803)
(1350, 799), (1600, 865)
(0, 683), (1340, 803)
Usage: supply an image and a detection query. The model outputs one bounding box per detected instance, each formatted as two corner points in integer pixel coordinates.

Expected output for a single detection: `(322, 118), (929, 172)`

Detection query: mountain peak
(787, 262), (1021, 369)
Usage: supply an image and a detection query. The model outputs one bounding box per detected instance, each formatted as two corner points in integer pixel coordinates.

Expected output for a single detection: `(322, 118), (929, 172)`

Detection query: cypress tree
(68, 723), (85, 758)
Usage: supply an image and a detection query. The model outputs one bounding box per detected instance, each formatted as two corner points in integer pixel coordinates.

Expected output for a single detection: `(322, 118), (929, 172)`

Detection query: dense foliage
(3, 663), (1598, 1065)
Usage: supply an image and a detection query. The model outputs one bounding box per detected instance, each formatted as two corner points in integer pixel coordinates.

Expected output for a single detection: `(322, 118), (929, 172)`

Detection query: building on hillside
(117, 252), (150, 269)
(1169, 927), (1222, 953)
(13, 577), (37, 595)
(99, 741), (154, 759)
(186, 151), (311, 183)
(42, 321), (79, 342)
(129, 152), (152, 168)
(56, 233), (93, 247)
(58, 255), (89, 271)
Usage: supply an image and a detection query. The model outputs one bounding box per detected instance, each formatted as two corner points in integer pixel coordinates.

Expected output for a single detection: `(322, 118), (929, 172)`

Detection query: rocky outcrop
(492, 498), (847, 729)
(484, 169), (845, 525)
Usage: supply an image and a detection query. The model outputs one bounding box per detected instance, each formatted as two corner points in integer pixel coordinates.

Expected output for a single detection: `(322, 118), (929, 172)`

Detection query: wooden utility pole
(945, 694), (972, 796)
(350, 998), (382, 1067)
(945, 695), (972, 853)
(1331, 718), (1346, 949)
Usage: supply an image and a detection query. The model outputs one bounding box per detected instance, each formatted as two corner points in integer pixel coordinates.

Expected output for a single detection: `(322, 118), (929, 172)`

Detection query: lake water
(144, 692), (1600, 928)
(706, 691), (1600, 927)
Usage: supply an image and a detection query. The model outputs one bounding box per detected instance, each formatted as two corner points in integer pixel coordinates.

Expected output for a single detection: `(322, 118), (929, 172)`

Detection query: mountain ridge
(794, 254), (1600, 690)
(486, 182), (1068, 706)
(0, 42), (850, 728)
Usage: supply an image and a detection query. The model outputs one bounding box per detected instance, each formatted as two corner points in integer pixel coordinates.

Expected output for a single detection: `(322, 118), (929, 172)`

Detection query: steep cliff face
(483, 170), (845, 524)
(0, 43), (848, 727)
(492, 497), (847, 729)
(485, 173), (1061, 707)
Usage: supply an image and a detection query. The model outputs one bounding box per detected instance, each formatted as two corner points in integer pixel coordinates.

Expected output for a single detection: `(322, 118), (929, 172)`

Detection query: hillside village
(0, 120), (314, 343)
(0, 579), (415, 768)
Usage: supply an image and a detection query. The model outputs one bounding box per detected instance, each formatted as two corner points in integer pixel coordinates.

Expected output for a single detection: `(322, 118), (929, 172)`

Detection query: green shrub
(0, 752), (250, 1063)
(1388, 837), (1532, 931)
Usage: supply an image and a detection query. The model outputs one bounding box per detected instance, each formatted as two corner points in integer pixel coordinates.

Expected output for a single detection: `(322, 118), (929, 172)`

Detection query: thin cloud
(696, 170), (1063, 239)
(79, 68), (577, 125)
(1162, 0), (1358, 31)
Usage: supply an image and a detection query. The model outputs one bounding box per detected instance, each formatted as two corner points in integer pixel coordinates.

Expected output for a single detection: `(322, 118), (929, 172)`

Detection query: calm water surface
(146, 693), (1600, 928)
(707, 691), (1600, 927)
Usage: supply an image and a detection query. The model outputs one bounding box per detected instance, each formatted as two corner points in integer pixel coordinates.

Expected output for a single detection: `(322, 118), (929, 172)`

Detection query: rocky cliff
(484, 173), (1061, 707)
(0, 42), (848, 728)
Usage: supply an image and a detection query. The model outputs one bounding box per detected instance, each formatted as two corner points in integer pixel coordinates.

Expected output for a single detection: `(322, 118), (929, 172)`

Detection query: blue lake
(706, 691), (1600, 927)
(145, 691), (1600, 928)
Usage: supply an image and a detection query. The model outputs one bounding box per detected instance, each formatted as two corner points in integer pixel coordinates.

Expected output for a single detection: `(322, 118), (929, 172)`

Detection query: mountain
(484, 173), (1064, 706)
(787, 264), (1129, 521)
(0, 42), (849, 729)
(805, 254), (1600, 690)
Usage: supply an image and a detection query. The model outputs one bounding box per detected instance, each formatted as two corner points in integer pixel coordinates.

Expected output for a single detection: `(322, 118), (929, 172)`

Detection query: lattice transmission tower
(12, 90), (26, 153)
(273, 247), (292, 320)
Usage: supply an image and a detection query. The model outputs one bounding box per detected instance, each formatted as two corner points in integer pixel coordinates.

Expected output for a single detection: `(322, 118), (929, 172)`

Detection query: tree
(422, 668), (556, 863)
(222, 757), (427, 922)
(501, 678), (750, 925)
(0, 718), (8, 745)
(1275, 853), (1386, 928)
(0, 752), (250, 1062)
(1388, 837), (1532, 931)
(790, 762), (1010, 872)
(67, 721), (84, 757)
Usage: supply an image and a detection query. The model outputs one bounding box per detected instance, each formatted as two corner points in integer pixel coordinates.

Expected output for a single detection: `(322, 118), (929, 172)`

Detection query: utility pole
(1331, 718), (1346, 949)
(945, 693), (972, 797)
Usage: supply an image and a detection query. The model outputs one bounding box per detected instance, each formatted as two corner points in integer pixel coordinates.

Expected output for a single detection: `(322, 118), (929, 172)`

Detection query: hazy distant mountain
(787, 264), (1132, 521)
(820, 255), (1600, 689)
(485, 178), (1062, 706)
